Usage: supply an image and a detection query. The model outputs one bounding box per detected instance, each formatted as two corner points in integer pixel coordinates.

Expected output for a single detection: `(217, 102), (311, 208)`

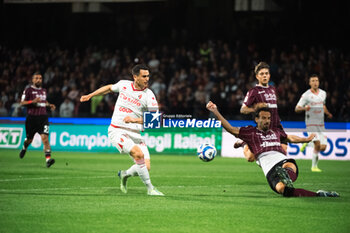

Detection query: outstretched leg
(274, 164), (338, 197)
(275, 164), (317, 197)
(119, 158), (151, 193)
(129, 145), (164, 196)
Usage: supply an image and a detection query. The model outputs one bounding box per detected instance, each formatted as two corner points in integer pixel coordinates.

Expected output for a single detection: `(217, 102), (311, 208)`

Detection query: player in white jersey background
(295, 74), (333, 172)
(80, 64), (164, 196)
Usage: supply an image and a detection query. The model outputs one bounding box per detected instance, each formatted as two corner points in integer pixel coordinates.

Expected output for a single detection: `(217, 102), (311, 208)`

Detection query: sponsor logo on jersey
(119, 107), (133, 113)
(267, 103), (277, 108)
(260, 141), (281, 147)
(310, 101), (323, 105)
(119, 93), (141, 106)
(264, 93), (277, 101)
(259, 133), (278, 141)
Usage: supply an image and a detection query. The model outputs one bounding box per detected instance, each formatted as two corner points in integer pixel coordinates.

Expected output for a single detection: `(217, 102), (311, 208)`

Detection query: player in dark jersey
(238, 62), (287, 158)
(19, 72), (56, 168)
(207, 101), (339, 197)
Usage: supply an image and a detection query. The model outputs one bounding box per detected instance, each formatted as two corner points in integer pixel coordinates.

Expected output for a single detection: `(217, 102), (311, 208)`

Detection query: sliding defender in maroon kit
(207, 101), (339, 198)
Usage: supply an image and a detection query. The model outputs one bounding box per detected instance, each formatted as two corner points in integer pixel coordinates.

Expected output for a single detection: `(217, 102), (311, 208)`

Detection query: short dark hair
(132, 64), (150, 76)
(254, 62), (270, 75)
(32, 72), (42, 77)
(309, 74), (319, 80)
(255, 107), (271, 118)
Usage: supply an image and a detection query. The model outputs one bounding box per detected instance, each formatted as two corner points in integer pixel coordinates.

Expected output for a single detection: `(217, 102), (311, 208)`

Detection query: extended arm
(80, 84), (113, 102)
(287, 133), (315, 143)
(295, 105), (310, 113)
(207, 101), (240, 136)
(240, 104), (255, 114)
(241, 103), (268, 114)
(324, 105), (333, 119)
(20, 97), (41, 106)
(123, 116), (143, 124)
(46, 101), (56, 111)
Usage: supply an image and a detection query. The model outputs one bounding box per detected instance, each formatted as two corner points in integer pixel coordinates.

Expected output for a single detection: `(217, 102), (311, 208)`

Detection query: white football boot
(118, 170), (128, 194)
(147, 187), (165, 196)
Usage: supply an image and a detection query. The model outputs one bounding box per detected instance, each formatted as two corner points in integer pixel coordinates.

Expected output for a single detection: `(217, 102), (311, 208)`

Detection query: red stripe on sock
(45, 151), (51, 160)
(135, 159), (145, 165)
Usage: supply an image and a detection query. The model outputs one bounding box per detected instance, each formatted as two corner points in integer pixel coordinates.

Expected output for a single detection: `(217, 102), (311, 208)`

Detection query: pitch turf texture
(0, 150), (349, 233)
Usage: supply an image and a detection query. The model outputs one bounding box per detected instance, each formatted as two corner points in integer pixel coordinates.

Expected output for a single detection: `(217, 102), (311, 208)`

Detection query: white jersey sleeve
(296, 92), (308, 107)
(111, 81), (122, 93)
(21, 90), (26, 101)
(146, 90), (159, 112)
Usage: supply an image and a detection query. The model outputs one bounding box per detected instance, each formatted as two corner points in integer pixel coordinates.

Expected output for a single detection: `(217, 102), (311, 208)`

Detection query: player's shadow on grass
(0, 190), (139, 197)
(50, 167), (117, 174)
(165, 191), (270, 201)
(0, 186), (149, 197)
(0, 191), (115, 197)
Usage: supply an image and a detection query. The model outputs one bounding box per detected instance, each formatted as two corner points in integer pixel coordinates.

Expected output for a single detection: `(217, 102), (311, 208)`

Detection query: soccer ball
(197, 143), (217, 162)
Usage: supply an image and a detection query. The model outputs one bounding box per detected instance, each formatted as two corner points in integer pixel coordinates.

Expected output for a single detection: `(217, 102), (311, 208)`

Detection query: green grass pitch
(0, 149), (349, 233)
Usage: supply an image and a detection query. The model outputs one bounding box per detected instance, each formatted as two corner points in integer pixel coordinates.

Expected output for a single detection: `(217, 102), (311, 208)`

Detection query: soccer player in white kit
(295, 74), (333, 172)
(80, 64), (164, 196)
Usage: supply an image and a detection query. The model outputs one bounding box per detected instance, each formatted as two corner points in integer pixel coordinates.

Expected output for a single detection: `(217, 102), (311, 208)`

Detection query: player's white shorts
(306, 125), (327, 145)
(108, 125), (150, 159)
(256, 151), (286, 176)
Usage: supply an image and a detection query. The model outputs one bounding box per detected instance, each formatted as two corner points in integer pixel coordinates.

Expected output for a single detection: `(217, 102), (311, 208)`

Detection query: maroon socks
(293, 188), (317, 197)
(285, 167), (297, 182)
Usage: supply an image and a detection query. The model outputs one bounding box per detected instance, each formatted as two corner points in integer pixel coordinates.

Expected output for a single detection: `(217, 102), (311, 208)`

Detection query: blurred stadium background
(1, 1), (350, 233)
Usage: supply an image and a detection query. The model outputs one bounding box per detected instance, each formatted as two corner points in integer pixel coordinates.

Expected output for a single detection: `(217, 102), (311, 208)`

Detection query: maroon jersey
(21, 86), (47, 116)
(243, 85), (281, 129)
(238, 126), (287, 158)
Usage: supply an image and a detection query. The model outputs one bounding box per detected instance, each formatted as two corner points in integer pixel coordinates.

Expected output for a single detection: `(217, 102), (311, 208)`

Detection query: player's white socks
(126, 164), (139, 177)
(136, 163), (154, 190)
(312, 150), (319, 167)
